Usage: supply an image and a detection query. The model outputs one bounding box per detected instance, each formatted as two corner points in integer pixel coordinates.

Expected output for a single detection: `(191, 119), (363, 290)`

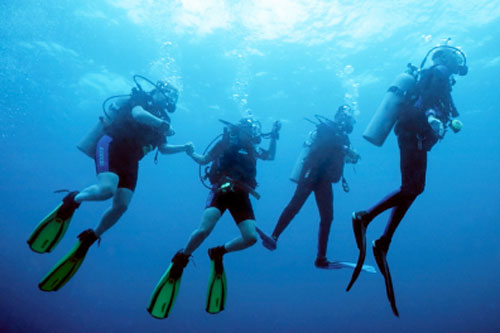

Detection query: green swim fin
(206, 247), (227, 314)
(147, 251), (189, 319)
(39, 229), (98, 292)
(27, 191), (80, 253)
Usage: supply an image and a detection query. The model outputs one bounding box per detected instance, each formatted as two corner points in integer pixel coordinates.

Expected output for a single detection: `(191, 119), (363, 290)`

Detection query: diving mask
(422, 45), (468, 76)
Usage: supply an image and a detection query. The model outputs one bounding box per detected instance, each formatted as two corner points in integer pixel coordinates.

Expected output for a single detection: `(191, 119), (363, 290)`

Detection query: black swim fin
(39, 229), (98, 292)
(346, 211), (367, 291)
(147, 251), (189, 319)
(372, 240), (399, 317)
(28, 191), (80, 253)
(256, 227), (277, 251)
(206, 247), (227, 314)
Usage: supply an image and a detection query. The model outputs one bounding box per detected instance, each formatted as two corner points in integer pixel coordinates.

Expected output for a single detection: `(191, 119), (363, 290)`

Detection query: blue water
(1, 1), (500, 332)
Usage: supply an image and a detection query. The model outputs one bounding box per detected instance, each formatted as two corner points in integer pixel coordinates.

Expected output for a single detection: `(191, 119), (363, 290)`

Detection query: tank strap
(387, 85), (406, 97)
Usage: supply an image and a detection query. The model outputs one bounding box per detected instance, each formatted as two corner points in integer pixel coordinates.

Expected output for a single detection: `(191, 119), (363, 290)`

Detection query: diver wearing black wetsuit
(358, 63), (458, 254)
(260, 106), (360, 268)
(348, 46), (467, 317)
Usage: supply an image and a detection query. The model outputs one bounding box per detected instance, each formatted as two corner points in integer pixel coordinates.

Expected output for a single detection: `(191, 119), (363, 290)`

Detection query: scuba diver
(258, 105), (369, 270)
(147, 117), (281, 318)
(346, 43), (468, 317)
(27, 75), (194, 292)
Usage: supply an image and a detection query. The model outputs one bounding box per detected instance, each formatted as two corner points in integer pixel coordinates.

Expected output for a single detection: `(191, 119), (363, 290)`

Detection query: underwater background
(1, 1), (500, 332)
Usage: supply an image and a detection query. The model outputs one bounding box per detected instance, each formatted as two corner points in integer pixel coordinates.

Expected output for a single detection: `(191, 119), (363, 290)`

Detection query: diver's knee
(415, 185), (425, 196)
(100, 185), (116, 199)
(203, 207), (221, 222)
(400, 185), (424, 198)
(244, 233), (258, 246)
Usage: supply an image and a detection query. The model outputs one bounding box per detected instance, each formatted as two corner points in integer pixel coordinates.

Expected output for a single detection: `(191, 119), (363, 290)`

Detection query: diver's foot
(58, 191), (81, 220)
(74, 229), (99, 258)
(208, 246), (227, 261)
(169, 250), (190, 280)
(208, 246), (227, 273)
(352, 211), (368, 250)
(314, 257), (343, 269)
(258, 231), (277, 251)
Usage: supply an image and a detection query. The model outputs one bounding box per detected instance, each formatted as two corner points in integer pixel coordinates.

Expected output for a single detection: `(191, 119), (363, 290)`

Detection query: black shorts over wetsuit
(206, 187), (255, 224)
(95, 135), (141, 191)
(94, 91), (167, 191)
(205, 138), (259, 224)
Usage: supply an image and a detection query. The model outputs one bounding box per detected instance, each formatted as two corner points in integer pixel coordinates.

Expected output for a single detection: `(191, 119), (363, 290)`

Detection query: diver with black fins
(147, 117), (280, 319)
(258, 106), (374, 272)
(28, 75), (194, 292)
(346, 42), (468, 317)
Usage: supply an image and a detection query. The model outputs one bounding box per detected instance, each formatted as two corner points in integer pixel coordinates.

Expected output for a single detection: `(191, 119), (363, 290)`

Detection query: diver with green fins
(257, 105), (374, 273)
(147, 116), (281, 318)
(29, 75), (194, 292)
(346, 41), (468, 317)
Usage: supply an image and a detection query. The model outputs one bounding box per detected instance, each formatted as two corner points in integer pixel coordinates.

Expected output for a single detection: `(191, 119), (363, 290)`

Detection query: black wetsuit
(205, 138), (260, 224)
(364, 65), (458, 251)
(95, 91), (167, 191)
(272, 122), (350, 259)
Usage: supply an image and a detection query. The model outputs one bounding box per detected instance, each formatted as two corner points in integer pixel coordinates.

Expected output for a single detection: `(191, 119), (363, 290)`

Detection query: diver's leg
(183, 207), (222, 255)
(94, 187), (134, 237)
(376, 141), (427, 252)
(362, 138), (427, 225)
(74, 135), (121, 203)
(93, 146), (139, 237)
(224, 219), (258, 252)
(220, 190), (258, 252)
(271, 181), (313, 239)
(314, 180), (334, 261)
(74, 172), (119, 203)
(376, 196), (416, 251)
(362, 190), (406, 224)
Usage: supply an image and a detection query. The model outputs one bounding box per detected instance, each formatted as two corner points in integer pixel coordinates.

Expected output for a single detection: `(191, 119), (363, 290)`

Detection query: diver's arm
(259, 120), (281, 161)
(158, 142), (193, 155)
(345, 146), (361, 164)
(259, 136), (277, 161)
(131, 106), (170, 129)
(187, 151), (212, 165)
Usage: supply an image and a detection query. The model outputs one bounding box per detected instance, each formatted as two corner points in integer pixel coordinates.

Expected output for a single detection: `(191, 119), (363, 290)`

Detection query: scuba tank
(77, 120), (105, 158)
(363, 65), (417, 146)
(290, 130), (315, 183)
(290, 114), (337, 183)
(76, 96), (128, 158)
